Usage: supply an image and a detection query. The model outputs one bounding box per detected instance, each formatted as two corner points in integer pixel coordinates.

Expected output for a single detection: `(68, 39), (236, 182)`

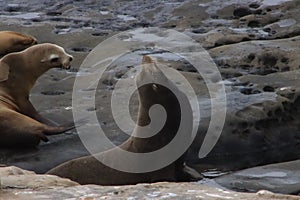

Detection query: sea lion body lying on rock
(48, 56), (202, 185)
(0, 31), (37, 56)
(0, 43), (74, 148)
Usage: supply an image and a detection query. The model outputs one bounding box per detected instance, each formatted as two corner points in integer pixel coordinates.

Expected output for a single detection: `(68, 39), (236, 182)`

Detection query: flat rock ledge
(0, 166), (299, 200)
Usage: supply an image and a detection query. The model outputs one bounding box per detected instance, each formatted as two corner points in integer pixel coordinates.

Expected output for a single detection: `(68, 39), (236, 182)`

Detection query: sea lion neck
(123, 56), (185, 153)
(136, 83), (181, 127)
(0, 53), (37, 98)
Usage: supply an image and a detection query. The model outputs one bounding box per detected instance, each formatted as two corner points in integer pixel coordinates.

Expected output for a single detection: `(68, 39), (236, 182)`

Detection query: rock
(215, 159), (300, 194)
(209, 36), (300, 78)
(4, 4), (25, 12)
(0, 166), (78, 190)
(187, 36), (300, 171)
(233, 7), (253, 18)
(1, 167), (299, 200)
(183, 0), (300, 48)
(0, 166), (34, 176)
(187, 27), (251, 49)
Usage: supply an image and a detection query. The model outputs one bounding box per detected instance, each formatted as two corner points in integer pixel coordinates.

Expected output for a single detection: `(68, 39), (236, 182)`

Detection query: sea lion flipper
(21, 36), (37, 45)
(180, 163), (203, 181)
(42, 117), (89, 136)
(43, 124), (75, 136)
(0, 61), (10, 82)
(46, 117), (88, 135)
(0, 31), (37, 57)
(39, 134), (49, 142)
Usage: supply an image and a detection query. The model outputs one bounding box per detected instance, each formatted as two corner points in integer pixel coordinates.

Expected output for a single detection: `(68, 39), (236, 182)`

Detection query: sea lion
(47, 55), (202, 185)
(0, 43), (74, 148)
(0, 31), (37, 56)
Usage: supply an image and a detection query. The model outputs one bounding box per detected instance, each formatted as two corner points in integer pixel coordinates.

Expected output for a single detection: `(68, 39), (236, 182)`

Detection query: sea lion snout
(61, 54), (73, 69)
(56, 46), (73, 70)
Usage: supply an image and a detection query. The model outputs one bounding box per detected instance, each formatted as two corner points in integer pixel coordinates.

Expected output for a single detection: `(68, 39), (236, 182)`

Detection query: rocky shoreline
(1, 166), (299, 200)
(1, 0), (300, 199)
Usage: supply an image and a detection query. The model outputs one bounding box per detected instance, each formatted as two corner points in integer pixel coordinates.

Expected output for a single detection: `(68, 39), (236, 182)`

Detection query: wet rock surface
(0, 0), (300, 198)
(188, 36), (300, 171)
(216, 160), (300, 195)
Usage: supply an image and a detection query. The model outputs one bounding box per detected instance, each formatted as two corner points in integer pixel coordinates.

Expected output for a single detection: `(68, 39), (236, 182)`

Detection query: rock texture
(0, 166), (78, 189)
(188, 35), (300, 170)
(0, 0), (300, 198)
(1, 167), (300, 200)
(216, 160), (300, 195)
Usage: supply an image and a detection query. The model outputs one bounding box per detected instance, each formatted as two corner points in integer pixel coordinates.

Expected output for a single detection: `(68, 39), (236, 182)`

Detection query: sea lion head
(38, 43), (73, 70)
(0, 31), (37, 56)
(0, 43), (73, 83)
(136, 55), (179, 109)
(135, 55), (183, 128)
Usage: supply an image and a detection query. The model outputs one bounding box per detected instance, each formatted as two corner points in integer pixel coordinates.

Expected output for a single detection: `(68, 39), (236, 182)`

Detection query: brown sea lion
(0, 31), (37, 56)
(47, 55), (202, 185)
(0, 43), (74, 148)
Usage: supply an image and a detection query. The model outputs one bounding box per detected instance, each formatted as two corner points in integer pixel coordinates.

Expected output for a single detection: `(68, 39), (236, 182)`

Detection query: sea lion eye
(47, 54), (60, 63)
(50, 57), (60, 63)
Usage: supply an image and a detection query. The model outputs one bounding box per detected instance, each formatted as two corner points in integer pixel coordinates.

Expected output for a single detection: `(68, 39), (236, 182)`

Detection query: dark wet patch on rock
(263, 86), (275, 92)
(86, 107), (96, 112)
(233, 7), (252, 18)
(41, 91), (65, 96)
(248, 2), (261, 9)
(70, 47), (92, 53)
(4, 5), (23, 12)
(248, 20), (261, 28)
(46, 11), (62, 16)
(191, 28), (207, 34)
(91, 32), (109, 37)
(68, 68), (79, 73)
(240, 87), (261, 95)
(259, 54), (278, 67)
